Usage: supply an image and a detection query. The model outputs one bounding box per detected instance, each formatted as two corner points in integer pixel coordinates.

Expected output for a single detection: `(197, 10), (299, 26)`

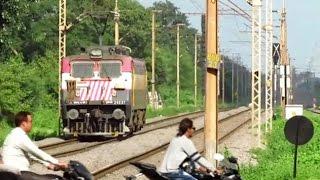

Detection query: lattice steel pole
(251, 0), (262, 146)
(265, 0), (273, 132)
(59, 0), (67, 135)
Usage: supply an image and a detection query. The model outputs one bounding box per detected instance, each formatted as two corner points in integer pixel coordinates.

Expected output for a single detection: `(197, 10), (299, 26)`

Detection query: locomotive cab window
(100, 61), (122, 78)
(71, 62), (94, 78)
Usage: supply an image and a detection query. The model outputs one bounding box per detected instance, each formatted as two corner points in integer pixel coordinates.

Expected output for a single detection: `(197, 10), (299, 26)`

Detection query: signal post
(205, 0), (219, 167)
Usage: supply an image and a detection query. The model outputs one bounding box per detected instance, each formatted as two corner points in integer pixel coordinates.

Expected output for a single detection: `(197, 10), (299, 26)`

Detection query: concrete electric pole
(232, 62), (234, 104)
(236, 57), (240, 106)
(222, 57), (225, 105)
(151, 10), (161, 109)
(114, 0), (120, 45)
(176, 23), (184, 108)
(205, 0), (219, 167)
(280, 0), (289, 112)
(194, 34), (199, 107)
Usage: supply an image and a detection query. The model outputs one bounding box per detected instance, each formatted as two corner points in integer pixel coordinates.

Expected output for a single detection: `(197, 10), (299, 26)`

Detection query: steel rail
(39, 111), (203, 152)
(44, 111), (206, 158)
(92, 109), (250, 179)
(40, 108), (246, 159)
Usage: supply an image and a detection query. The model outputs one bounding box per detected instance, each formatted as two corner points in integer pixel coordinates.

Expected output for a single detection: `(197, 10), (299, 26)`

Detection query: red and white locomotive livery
(60, 46), (147, 137)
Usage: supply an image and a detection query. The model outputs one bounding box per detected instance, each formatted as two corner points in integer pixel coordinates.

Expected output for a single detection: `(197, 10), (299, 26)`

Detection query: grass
(0, 108), (59, 145)
(241, 109), (320, 180)
(146, 104), (203, 123)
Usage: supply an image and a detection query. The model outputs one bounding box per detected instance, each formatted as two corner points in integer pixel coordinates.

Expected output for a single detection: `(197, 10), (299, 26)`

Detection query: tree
(0, 0), (31, 60)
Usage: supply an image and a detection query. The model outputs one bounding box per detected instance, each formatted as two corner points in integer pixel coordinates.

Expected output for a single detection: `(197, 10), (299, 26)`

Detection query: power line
(225, 0), (251, 19)
(189, 0), (204, 12)
(219, 1), (251, 22)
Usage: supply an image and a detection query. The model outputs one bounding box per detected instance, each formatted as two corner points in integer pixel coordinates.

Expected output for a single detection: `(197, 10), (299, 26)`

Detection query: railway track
(40, 111), (205, 158)
(39, 108), (246, 159)
(39, 108), (235, 153)
(92, 108), (251, 179)
(307, 108), (320, 114)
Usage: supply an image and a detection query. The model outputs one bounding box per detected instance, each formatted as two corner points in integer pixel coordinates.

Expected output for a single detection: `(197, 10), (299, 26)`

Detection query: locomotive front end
(60, 47), (142, 137)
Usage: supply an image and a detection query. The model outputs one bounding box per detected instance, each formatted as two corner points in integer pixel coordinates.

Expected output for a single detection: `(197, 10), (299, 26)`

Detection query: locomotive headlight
(67, 109), (79, 120)
(114, 82), (125, 90)
(112, 108), (125, 120)
(63, 127), (70, 133)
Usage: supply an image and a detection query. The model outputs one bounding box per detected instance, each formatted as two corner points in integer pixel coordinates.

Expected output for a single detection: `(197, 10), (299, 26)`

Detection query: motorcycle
(0, 160), (93, 180)
(126, 153), (241, 180)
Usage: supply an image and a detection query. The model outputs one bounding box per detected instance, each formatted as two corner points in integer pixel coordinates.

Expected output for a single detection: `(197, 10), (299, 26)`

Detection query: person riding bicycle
(159, 118), (214, 180)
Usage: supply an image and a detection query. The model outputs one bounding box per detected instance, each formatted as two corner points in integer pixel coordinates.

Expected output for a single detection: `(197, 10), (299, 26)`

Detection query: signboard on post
(285, 104), (303, 120)
(284, 116), (314, 178)
(207, 53), (221, 69)
(272, 43), (280, 65)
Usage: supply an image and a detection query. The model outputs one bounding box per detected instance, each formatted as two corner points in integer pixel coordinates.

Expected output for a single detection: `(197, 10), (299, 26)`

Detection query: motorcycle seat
(130, 162), (167, 180)
(130, 162), (156, 171)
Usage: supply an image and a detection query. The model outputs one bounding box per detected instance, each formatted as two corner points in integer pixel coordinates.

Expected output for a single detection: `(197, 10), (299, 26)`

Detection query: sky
(136, 0), (320, 73)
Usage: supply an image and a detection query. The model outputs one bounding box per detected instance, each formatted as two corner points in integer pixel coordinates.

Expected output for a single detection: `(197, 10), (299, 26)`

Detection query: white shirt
(159, 135), (213, 173)
(1, 127), (59, 171)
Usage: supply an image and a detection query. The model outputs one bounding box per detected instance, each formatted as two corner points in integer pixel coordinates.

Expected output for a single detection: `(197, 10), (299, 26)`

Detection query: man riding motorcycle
(159, 118), (214, 179)
(1, 111), (68, 174)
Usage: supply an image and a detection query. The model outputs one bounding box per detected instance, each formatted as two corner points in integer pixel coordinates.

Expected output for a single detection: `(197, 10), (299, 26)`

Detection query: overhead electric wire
(219, 1), (251, 22)
(189, 0), (204, 13)
(225, 0), (251, 19)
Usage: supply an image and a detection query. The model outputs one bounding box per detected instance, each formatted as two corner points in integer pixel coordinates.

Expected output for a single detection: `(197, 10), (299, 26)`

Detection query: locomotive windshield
(71, 62), (94, 78)
(100, 61), (121, 78)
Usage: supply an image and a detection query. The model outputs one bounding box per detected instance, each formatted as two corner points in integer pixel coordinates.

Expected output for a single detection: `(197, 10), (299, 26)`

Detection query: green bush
(0, 118), (13, 145)
(241, 110), (320, 179)
(0, 107), (59, 144)
(29, 107), (59, 140)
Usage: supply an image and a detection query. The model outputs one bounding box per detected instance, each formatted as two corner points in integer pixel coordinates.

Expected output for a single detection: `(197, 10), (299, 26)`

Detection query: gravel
(35, 137), (65, 147)
(101, 109), (257, 180)
(29, 107), (250, 178)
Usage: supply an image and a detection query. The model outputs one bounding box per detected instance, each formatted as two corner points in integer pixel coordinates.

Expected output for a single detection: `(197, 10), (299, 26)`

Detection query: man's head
(14, 111), (32, 133)
(177, 118), (195, 138)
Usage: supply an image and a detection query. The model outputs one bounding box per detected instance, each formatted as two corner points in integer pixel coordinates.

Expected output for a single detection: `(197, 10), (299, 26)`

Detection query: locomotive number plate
(73, 101), (86, 104)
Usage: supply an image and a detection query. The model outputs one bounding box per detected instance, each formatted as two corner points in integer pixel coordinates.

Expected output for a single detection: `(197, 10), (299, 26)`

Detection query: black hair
(177, 118), (193, 136)
(14, 111), (32, 127)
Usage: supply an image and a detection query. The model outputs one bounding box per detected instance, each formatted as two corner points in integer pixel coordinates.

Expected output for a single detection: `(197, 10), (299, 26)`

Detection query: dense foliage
(241, 110), (320, 179)
(0, 0), (249, 143)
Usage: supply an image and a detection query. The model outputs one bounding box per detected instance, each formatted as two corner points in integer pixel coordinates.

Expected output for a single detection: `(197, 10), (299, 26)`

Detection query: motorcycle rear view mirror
(213, 153), (224, 162)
